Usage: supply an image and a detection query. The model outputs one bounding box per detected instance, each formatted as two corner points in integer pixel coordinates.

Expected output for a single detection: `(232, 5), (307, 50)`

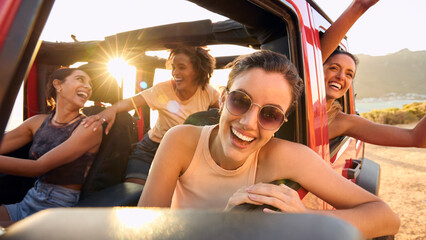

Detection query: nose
(239, 104), (260, 130)
(337, 70), (346, 80)
(84, 81), (92, 90)
(172, 68), (179, 77)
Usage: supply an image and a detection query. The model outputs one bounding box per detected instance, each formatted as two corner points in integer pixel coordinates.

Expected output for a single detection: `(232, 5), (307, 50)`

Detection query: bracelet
(130, 96), (142, 119)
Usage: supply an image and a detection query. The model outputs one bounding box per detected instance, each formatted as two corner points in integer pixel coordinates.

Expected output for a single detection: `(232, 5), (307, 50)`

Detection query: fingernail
(93, 128), (97, 132)
(246, 185), (253, 191)
(248, 194), (257, 200)
(84, 124), (88, 127)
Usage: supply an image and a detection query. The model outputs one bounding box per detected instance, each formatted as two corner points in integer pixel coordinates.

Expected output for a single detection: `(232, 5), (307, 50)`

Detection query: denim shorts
(125, 134), (160, 180)
(4, 180), (80, 221)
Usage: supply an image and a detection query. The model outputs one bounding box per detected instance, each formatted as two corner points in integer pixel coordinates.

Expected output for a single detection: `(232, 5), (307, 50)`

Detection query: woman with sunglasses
(139, 50), (400, 238)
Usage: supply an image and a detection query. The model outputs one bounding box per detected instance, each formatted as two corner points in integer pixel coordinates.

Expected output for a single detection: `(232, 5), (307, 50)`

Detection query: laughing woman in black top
(0, 68), (102, 223)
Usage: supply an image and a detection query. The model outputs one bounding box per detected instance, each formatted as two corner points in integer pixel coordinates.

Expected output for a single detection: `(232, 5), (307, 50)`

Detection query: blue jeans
(125, 134), (160, 180)
(4, 180), (80, 221)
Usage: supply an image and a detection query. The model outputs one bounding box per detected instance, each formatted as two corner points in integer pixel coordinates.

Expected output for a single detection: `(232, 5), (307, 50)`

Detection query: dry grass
(364, 123), (426, 240)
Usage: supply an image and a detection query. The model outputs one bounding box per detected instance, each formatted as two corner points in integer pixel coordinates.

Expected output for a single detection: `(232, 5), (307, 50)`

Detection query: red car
(0, 0), (381, 239)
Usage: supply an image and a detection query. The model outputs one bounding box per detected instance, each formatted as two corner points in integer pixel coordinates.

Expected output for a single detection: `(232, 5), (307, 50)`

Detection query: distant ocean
(355, 97), (426, 113)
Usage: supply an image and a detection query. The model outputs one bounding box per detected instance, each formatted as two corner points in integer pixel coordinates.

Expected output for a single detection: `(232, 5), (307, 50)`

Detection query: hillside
(354, 49), (426, 99)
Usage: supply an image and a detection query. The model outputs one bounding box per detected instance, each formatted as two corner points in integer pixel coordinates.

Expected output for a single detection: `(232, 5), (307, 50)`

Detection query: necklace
(52, 114), (81, 126)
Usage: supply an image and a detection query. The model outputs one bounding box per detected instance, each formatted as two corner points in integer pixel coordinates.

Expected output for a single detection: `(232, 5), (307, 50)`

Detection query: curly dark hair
(225, 50), (304, 117)
(166, 46), (216, 90)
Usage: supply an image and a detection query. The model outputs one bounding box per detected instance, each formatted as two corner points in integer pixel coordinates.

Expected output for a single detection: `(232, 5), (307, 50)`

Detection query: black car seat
(75, 63), (142, 206)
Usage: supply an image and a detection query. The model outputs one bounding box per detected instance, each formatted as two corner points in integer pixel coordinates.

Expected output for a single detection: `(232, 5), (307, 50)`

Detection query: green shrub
(361, 102), (425, 125)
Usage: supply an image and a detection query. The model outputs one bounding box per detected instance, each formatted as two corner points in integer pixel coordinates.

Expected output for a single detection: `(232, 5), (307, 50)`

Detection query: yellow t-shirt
(141, 80), (219, 143)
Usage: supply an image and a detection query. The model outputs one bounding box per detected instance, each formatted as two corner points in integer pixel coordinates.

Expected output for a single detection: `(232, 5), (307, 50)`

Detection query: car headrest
(79, 63), (122, 104)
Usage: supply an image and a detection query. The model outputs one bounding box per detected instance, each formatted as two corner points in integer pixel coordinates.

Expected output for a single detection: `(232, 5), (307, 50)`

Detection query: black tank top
(29, 114), (96, 185)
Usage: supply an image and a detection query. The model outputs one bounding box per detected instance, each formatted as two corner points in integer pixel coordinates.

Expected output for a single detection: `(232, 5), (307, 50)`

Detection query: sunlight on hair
(69, 62), (88, 68)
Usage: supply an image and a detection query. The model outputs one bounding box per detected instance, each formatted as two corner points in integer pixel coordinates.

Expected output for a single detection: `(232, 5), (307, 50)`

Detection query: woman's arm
(330, 112), (426, 147)
(0, 123), (102, 177)
(138, 125), (200, 207)
(320, 0), (379, 63)
(0, 115), (47, 154)
(236, 140), (399, 238)
(82, 93), (147, 134)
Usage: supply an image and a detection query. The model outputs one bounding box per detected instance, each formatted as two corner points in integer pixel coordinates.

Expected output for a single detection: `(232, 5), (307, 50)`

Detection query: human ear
(52, 79), (62, 93)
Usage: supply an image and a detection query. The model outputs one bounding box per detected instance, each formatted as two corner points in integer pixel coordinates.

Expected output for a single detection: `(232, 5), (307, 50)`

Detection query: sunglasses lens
(227, 91), (251, 115)
(259, 106), (284, 130)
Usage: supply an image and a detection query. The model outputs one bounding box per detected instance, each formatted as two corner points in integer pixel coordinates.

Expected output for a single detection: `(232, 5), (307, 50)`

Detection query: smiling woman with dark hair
(0, 68), (102, 223)
(324, 49), (426, 147)
(82, 46), (220, 185)
(318, 0), (426, 146)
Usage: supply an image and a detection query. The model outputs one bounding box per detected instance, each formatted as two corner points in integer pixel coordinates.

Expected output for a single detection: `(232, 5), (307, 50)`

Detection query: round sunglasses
(225, 90), (287, 130)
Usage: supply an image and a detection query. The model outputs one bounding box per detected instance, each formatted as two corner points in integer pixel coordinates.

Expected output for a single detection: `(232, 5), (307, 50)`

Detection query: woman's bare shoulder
(164, 125), (204, 147)
(257, 138), (322, 181)
(263, 138), (308, 152)
(23, 114), (49, 132)
(155, 125), (206, 175)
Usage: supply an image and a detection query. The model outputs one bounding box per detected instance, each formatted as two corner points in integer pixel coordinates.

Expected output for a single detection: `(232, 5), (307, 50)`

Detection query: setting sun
(107, 58), (137, 99)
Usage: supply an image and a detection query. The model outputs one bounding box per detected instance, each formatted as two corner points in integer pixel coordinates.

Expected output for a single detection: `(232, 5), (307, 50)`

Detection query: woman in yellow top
(82, 46), (219, 184)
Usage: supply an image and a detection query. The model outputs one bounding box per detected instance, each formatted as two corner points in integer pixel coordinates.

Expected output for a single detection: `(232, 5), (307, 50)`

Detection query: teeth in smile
(330, 82), (342, 90)
(232, 127), (254, 142)
(77, 91), (88, 98)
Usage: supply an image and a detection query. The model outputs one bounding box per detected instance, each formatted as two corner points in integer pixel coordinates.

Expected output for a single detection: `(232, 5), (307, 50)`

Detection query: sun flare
(107, 58), (137, 99)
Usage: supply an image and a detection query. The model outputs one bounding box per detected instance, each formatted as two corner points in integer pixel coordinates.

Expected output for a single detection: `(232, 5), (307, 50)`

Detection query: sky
(8, 0), (425, 131)
(40, 0), (426, 56)
(315, 0), (426, 55)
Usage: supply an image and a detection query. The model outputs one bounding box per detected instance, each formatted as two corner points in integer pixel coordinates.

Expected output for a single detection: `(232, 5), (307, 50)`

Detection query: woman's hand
(226, 183), (307, 213)
(81, 107), (117, 135)
(225, 185), (264, 210)
(354, 0), (379, 11)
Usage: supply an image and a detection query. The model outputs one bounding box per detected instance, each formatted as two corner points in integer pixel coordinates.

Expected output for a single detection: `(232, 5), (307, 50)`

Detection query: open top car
(0, 0), (383, 239)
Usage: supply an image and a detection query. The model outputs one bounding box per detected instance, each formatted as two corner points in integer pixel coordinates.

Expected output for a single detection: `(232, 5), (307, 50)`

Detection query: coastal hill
(354, 49), (426, 99)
